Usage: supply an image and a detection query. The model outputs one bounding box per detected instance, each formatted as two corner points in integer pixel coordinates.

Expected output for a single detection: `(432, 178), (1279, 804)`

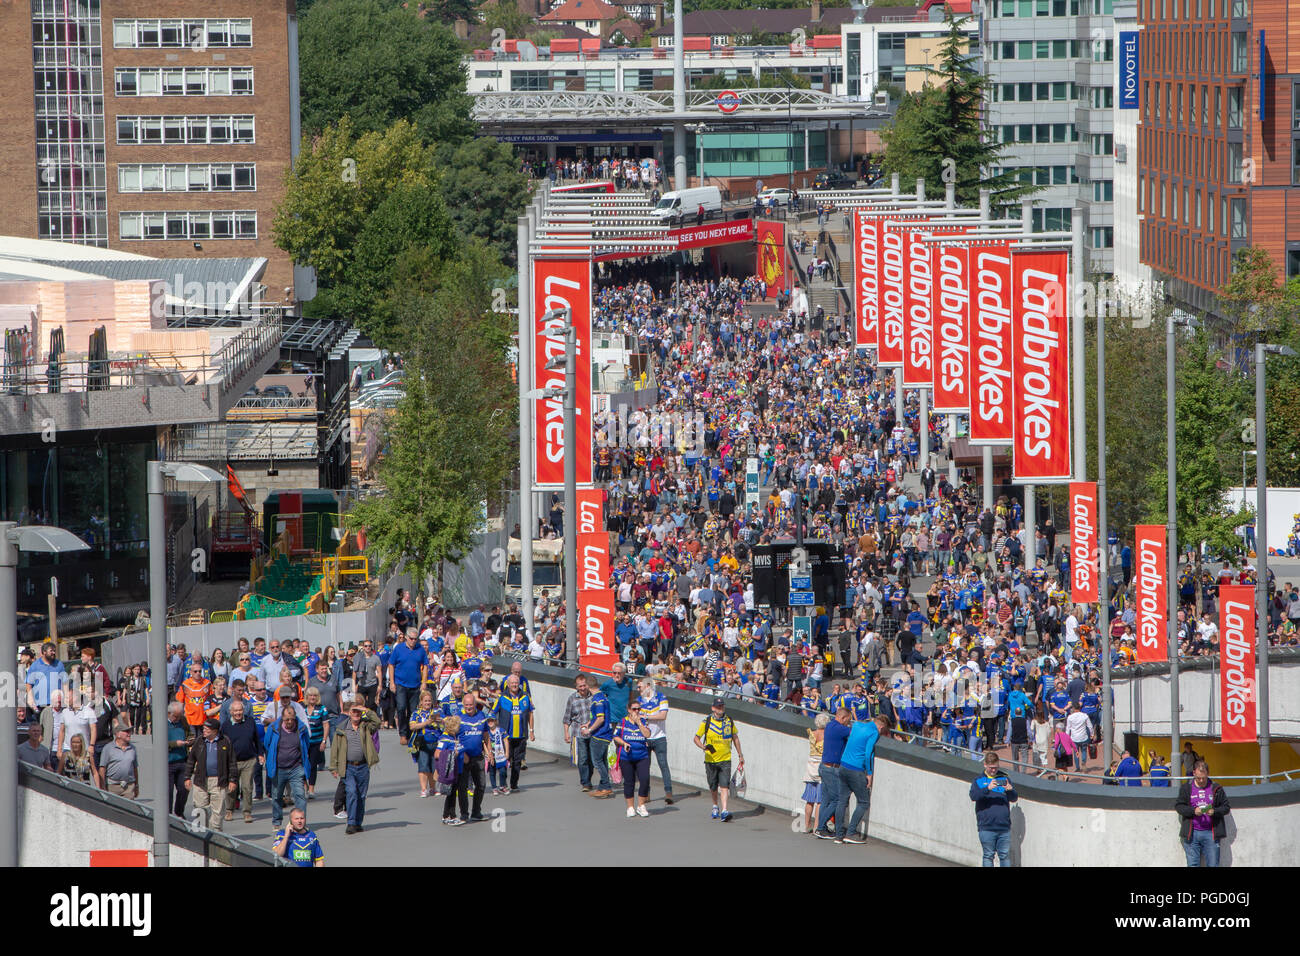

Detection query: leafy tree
(272, 117), (434, 289)
(428, 0), (481, 23)
(1146, 331), (1252, 563)
(476, 0), (533, 42)
(880, 14), (1031, 207)
(432, 137), (531, 266)
(697, 70), (811, 90)
(299, 0), (474, 145)
(348, 242), (516, 591)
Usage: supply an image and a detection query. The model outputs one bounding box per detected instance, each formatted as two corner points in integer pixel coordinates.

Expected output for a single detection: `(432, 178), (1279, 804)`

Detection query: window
(112, 19), (252, 48)
(113, 68), (253, 96)
(1287, 247), (1300, 279)
(1092, 180), (1113, 201)
(116, 115), (255, 145)
(118, 210), (257, 241)
(1292, 138), (1300, 185)
(1227, 141), (1243, 182)
(1091, 133), (1114, 155)
(1195, 189), (1202, 227)
(1090, 227), (1114, 248)
(1230, 32), (1248, 72)
(1091, 87), (1113, 109)
(1230, 197), (1246, 238)
(117, 163), (256, 192)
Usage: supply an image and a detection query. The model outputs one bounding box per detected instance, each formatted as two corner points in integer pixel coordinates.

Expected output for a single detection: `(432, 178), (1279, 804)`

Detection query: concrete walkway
(129, 732), (948, 866)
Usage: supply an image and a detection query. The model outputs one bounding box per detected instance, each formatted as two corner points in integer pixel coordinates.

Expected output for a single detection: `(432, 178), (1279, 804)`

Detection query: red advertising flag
(969, 242), (1014, 444)
(577, 532), (609, 592)
(576, 488), (603, 535)
(1133, 524), (1167, 664)
(877, 218), (906, 368)
(901, 223), (935, 389)
(1069, 481), (1098, 604)
(932, 242), (971, 413)
(853, 210), (881, 349)
(1219, 584), (1257, 743)
(1011, 249), (1072, 482)
(577, 588), (619, 677)
(754, 220), (786, 298)
(533, 257), (593, 489)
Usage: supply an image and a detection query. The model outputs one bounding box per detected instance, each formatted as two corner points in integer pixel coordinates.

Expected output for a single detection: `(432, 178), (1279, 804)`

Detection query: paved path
(131, 732), (947, 866)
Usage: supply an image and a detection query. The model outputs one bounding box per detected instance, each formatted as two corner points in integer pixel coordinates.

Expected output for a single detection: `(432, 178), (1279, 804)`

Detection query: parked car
(261, 385), (293, 398)
(813, 171), (855, 189)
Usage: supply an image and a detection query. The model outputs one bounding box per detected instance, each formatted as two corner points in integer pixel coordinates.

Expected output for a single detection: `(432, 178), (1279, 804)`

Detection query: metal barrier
(209, 610), (236, 623)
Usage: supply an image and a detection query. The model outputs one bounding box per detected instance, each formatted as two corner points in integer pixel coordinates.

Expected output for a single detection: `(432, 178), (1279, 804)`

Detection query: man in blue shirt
(23, 642), (66, 720)
(599, 662), (634, 727)
(274, 808), (324, 867)
(454, 690), (492, 821)
(387, 629), (425, 746)
(834, 714), (885, 844)
(814, 708), (853, 838)
(1115, 750), (1144, 785)
(582, 690), (615, 796)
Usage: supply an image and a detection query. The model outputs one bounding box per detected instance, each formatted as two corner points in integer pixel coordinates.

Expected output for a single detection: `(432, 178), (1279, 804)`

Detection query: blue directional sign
(789, 575), (812, 591)
(789, 590), (816, 606)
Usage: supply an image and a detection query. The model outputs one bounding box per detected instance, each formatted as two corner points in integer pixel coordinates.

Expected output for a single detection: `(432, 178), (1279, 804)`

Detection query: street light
(1, 521), (90, 867)
(1254, 342), (1296, 777)
(148, 460), (224, 868)
(1165, 311), (1197, 765)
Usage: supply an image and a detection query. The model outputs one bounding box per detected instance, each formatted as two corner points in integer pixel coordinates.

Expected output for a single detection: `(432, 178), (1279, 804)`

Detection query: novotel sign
(1119, 31), (1139, 109)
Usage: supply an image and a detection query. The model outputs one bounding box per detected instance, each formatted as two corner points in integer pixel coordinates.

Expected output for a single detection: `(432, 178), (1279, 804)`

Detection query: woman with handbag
(613, 700), (653, 818)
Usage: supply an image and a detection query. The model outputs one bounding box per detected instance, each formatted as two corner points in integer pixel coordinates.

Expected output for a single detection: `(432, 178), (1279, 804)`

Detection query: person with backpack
(436, 715), (465, 826)
(693, 697), (744, 822)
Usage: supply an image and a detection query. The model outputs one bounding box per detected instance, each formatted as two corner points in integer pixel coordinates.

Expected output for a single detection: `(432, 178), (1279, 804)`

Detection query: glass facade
(1, 432), (154, 610)
(689, 130), (827, 178)
(32, 0), (109, 245)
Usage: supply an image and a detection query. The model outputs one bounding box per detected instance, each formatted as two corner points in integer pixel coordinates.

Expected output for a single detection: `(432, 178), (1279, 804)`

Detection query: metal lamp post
(1254, 342), (1296, 777)
(1, 522), (90, 867)
(147, 460), (224, 867)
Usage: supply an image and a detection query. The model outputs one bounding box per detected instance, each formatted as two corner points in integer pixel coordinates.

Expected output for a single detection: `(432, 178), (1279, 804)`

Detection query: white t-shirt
(1064, 614), (1080, 645)
(59, 705), (95, 752)
(527, 640), (546, 660)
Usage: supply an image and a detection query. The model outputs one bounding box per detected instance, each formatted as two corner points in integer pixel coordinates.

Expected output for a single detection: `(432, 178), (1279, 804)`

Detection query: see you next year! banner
(533, 256), (593, 489)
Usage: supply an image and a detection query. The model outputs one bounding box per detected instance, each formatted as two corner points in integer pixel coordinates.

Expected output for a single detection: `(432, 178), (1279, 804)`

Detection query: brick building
(1136, 0), (1300, 316)
(0, 0), (302, 303)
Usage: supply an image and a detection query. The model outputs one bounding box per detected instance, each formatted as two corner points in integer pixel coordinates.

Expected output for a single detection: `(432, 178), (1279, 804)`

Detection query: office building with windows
(982, 0), (1118, 275)
(0, 1), (302, 301)
(1136, 0), (1300, 316)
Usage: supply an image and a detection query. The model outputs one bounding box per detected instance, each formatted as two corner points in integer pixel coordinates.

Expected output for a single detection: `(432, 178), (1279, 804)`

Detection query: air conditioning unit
(1115, 143), (1128, 164)
(873, 90), (889, 108)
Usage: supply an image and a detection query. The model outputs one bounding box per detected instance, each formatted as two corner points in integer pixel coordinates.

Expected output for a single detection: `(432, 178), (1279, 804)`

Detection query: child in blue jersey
(762, 681), (780, 708)
(437, 715), (466, 825)
(487, 716), (510, 795)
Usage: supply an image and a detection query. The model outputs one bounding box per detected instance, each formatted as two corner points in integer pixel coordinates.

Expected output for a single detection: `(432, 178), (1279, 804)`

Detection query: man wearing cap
(184, 718), (237, 831)
(328, 698), (380, 835)
(263, 684), (310, 728)
(693, 697), (744, 822)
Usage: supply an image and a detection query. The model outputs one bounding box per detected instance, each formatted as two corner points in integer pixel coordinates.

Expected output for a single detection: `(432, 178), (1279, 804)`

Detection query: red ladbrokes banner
(1069, 482), (1098, 604)
(932, 242), (971, 414)
(877, 216), (909, 368)
(969, 242), (1014, 444)
(1219, 584), (1257, 743)
(755, 220), (786, 298)
(576, 488), (603, 535)
(578, 588), (618, 676)
(533, 257), (593, 489)
(1011, 250), (1072, 482)
(853, 210), (881, 350)
(1134, 524), (1167, 664)
(901, 220), (935, 389)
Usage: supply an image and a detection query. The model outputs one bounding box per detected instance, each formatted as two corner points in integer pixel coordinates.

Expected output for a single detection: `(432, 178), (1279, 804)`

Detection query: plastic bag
(730, 763), (747, 796)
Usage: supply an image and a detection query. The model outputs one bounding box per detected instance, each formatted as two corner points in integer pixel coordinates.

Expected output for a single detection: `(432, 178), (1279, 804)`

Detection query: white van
(651, 186), (723, 223)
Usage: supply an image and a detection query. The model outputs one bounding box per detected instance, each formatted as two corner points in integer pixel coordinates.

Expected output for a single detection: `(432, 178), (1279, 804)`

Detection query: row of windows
(999, 123), (1079, 144)
(1142, 176), (1247, 238)
(33, 21), (100, 47)
(119, 210), (258, 241)
(992, 81), (1078, 104)
(112, 18), (252, 49)
(115, 68), (253, 97)
(1031, 208), (1074, 232)
(35, 68), (103, 96)
(118, 163), (256, 193)
(1142, 129), (1247, 187)
(116, 114), (255, 145)
(992, 0), (1112, 15)
(1144, 229), (1237, 291)
(1142, 0), (1247, 19)
(988, 40), (1100, 61)
(994, 165), (1080, 186)
(1143, 28), (1250, 78)
(32, 0), (100, 18)
(1145, 82), (1244, 131)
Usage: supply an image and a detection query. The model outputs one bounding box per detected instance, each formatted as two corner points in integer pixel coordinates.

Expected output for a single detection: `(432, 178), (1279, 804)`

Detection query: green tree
(1146, 331), (1252, 562)
(299, 0), (474, 145)
(272, 117), (434, 289)
(477, 0), (533, 42)
(880, 14), (1030, 207)
(432, 137), (531, 266)
(428, 0), (481, 23)
(349, 242), (516, 590)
